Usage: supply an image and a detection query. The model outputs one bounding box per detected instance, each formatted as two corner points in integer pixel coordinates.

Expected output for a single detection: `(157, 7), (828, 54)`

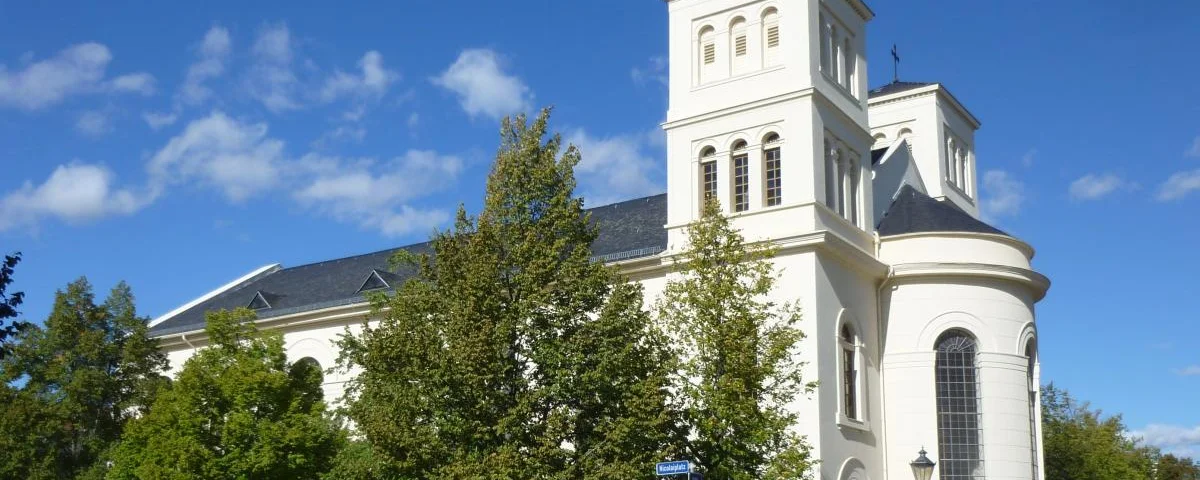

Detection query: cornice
(879, 230), (1037, 260)
(663, 87), (815, 130)
(889, 262), (1050, 301)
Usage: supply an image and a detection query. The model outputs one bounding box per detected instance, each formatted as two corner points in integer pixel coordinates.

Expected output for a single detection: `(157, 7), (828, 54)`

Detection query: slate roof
(870, 147), (888, 165)
(148, 194), (669, 337)
(868, 81), (935, 98)
(876, 185), (1008, 237)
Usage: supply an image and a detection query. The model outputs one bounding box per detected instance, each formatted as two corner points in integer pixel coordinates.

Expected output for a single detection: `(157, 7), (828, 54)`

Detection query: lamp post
(910, 447), (936, 480)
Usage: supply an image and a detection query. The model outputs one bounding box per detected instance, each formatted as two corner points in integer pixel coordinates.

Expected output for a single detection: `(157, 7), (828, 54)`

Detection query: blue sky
(2, 0), (1199, 457)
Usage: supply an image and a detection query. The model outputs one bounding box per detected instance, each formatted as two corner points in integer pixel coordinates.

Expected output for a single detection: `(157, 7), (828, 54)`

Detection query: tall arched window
(762, 7), (780, 67)
(698, 26), (716, 84)
(730, 17), (748, 75)
(936, 331), (984, 479)
(731, 140), (750, 212)
(824, 138), (840, 212)
(840, 323), (860, 421)
(1026, 340), (1039, 480)
(845, 153), (860, 227)
(699, 146), (718, 209)
(842, 37), (854, 92)
(946, 138), (958, 185)
(763, 133), (782, 207)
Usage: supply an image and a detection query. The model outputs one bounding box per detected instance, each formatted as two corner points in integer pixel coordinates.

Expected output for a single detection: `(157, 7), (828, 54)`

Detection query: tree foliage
(1041, 384), (1200, 480)
(336, 108), (678, 479)
(0, 278), (168, 479)
(656, 200), (815, 480)
(0, 252), (27, 358)
(107, 308), (345, 479)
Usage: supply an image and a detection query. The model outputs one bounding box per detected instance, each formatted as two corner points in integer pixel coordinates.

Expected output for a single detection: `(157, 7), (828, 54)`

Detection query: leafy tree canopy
(107, 308), (345, 480)
(336, 108), (679, 479)
(0, 278), (168, 479)
(656, 200), (816, 480)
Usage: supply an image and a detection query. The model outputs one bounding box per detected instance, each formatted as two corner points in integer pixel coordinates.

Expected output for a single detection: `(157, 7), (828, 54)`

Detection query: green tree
(1156, 453), (1200, 480)
(656, 200), (816, 480)
(107, 308), (345, 479)
(0, 278), (168, 480)
(0, 252), (27, 358)
(1042, 383), (1157, 480)
(336, 108), (678, 479)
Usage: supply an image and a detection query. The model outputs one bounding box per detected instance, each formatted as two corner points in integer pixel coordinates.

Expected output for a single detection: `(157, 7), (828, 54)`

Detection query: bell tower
(662, 0), (875, 249)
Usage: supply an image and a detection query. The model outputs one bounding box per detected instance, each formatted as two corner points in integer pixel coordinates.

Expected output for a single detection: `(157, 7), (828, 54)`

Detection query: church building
(149, 1), (1050, 479)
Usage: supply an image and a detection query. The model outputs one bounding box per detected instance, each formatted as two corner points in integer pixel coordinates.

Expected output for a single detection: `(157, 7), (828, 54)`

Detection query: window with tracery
(936, 331), (984, 480)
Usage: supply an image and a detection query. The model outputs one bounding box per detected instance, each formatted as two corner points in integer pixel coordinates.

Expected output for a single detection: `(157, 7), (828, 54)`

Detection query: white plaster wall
(814, 252), (884, 480)
(881, 276), (1039, 480)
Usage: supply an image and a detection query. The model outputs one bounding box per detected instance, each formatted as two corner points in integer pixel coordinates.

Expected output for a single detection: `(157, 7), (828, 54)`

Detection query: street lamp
(910, 447), (936, 480)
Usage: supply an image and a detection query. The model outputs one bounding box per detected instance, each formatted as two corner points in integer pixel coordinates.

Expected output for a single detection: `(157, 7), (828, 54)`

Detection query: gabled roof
(870, 147), (888, 165)
(148, 194), (669, 337)
(868, 81), (935, 98)
(876, 185), (1008, 237)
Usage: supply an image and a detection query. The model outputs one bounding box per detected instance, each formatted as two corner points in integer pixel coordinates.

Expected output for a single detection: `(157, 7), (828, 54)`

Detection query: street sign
(656, 460), (690, 476)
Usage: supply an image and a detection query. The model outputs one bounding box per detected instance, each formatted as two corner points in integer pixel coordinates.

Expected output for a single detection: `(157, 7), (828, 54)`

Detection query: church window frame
(699, 146), (718, 210)
(698, 25), (717, 85)
(844, 152), (861, 227)
(935, 329), (986, 480)
(761, 7), (780, 67)
(731, 140), (750, 213)
(839, 322), (862, 423)
(824, 136), (841, 213)
(762, 133), (782, 207)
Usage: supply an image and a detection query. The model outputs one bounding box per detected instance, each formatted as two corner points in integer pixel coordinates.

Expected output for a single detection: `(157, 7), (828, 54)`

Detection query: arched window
(819, 14), (832, 74)
(825, 138), (840, 212)
(731, 140), (750, 212)
(698, 26), (716, 84)
(1026, 340), (1039, 480)
(762, 7), (780, 67)
(946, 138), (957, 185)
(731, 17), (749, 76)
(840, 323), (860, 421)
(935, 330), (984, 480)
(843, 37), (855, 93)
(835, 147), (848, 218)
(699, 146), (718, 209)
(763, 133), (782, 207)
(955, 147), (966, 190)
(845, 153), (860, 227)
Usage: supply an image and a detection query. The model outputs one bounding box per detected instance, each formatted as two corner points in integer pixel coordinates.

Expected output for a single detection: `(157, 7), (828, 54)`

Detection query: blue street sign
(656, 460), (690, 476)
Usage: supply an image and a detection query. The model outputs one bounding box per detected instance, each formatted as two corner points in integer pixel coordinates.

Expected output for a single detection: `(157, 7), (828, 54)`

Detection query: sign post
(655, 460), (691, 477)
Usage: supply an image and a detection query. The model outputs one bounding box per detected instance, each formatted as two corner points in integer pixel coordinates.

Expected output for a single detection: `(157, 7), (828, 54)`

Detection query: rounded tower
(876, 186), (1049, 480)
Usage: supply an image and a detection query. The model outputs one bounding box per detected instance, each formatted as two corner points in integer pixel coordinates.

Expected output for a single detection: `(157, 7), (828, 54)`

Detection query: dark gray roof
(868, 81), (935, 98)
(870, 148), (887, 165)
(149, 194), (669, 337)
(876, 185), (1008, 237)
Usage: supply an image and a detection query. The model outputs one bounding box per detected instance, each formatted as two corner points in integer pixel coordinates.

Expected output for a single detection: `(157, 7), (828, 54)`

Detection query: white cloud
(109, 72), (156, 95)
(76, 110), (112, 137)
(318, 50), (397, 103)
(433, 49), (530, 120)
(294, 150), (461, 236)
(148, 111), (285, 202)
(1133, 424), (1200, 459)
(407, 112), (419, 129)
(246, 23), (301, 112)
(631, 56), (668, 86)
(179, 26), (231, 106)
(0, 163), (150, 231)
(1069, 173), (1128, 201)
(311, 125), (366, 148)
(566, 128), (663, 206)
(1186, 136), (1200, 158)
(1156, 169), (1200, 201)
(0, 43), (111, 110)
(980, 170), (1025, 219)
(1174, 365), (1200, 376)
(142, 111), (178, 130)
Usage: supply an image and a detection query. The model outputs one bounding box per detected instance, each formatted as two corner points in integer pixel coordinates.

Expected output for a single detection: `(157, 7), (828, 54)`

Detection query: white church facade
(149, 1), (1050, 479)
